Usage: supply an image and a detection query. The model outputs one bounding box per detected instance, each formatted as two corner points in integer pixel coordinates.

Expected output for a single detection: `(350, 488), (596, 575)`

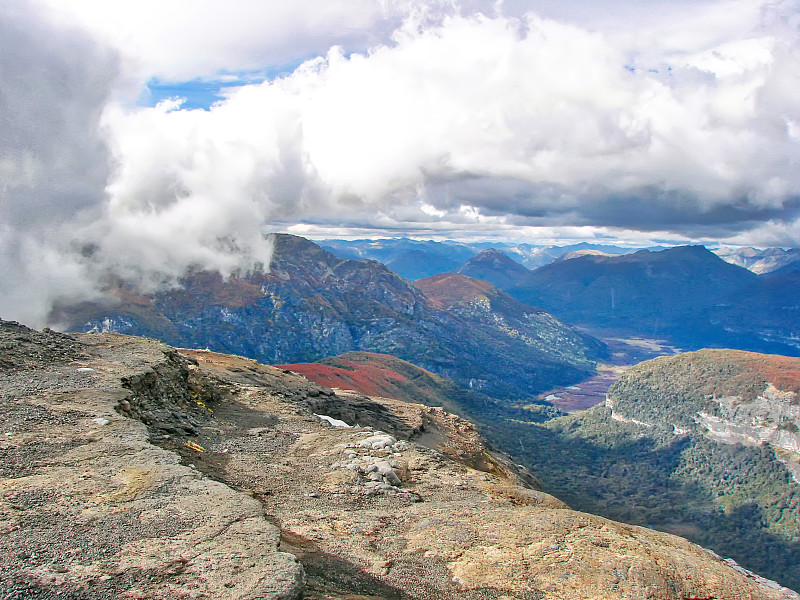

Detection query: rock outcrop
(2, 320), (797, 599)
(0, 321), (303, 600)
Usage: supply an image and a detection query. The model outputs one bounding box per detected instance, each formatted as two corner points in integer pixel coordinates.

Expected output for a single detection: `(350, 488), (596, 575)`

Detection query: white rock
(358, 434), (396, 450)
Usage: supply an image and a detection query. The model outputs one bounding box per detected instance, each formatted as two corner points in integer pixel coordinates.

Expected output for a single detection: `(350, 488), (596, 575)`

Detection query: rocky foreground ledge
(0, 320), (797, 600)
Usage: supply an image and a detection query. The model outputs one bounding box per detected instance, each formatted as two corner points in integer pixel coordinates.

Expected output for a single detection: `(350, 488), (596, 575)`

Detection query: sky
(2, 0), (800, 326)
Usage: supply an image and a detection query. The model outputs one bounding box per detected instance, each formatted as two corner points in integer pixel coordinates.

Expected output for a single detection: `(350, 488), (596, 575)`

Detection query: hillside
(491, 349), (800, 590)
(386, 249), (460, 280)
(415, 272), (607, 370)
(506, 245), (800, 352)
(712, 271), (800, 350)
(1, 319), (797, 600)
(55, 234), (605, 401)
(281, 350), (565, 425)
(279, 351), (461, 408)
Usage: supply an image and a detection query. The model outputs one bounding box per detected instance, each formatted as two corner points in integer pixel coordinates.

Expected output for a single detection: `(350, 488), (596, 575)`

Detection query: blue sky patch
(142, 78), (244, 110)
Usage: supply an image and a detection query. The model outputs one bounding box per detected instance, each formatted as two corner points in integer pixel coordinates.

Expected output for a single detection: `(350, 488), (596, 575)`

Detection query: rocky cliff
(1, 320), (795, 600)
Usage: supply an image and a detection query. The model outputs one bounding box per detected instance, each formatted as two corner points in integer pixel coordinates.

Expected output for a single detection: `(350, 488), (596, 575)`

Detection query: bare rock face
(1, 320), (796, 600)
(0, 323), (303, 600)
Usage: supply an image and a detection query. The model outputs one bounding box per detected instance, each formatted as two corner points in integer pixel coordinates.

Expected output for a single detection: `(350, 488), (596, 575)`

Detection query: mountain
(607, 349), (800, 452)
(319, 237), (478, 264)
(712, 270), (800, 351)
(714, 246), (800, 275)
(3, 319), (796, 600)
(604, 350), (800, 587)
(385, 249), (460, 280)
(278, 350), (524, 422)
(491, 349), (800, 591)
(454, 248), (530, 289)
(318, 237), (648, 270)
(506, 245), (790, 350)
(55, 234), (605, 401)
(280, 348), (567, 425)
(519, 242), (648, 268)
(415, 272), (607, 369)
(553, 248), (618, 262)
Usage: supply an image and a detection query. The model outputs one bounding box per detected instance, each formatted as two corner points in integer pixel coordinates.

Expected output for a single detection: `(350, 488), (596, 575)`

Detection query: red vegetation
(278, 352), (450, 405)
(722, 350), (800, 396)
(277, 357), (410, 399)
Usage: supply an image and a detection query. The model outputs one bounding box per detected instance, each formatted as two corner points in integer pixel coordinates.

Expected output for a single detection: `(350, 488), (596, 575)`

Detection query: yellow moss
(97, 467), (154, 503)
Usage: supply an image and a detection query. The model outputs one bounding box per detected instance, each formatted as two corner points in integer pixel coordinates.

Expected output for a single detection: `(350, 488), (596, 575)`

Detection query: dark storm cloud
(0, 0), (118, 325)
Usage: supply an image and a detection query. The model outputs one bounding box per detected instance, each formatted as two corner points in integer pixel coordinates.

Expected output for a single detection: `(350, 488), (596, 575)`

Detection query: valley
(538, 331), (682, 413)
(9, 2), (800, 597)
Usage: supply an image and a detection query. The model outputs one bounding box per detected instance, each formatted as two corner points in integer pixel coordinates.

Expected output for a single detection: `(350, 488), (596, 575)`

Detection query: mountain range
(313, 239), (800, 355)
(320, 237), (647, 270)
(714, 247), (800, 275)
(322, 237), (800, 278)
(56, 234), (604, 401)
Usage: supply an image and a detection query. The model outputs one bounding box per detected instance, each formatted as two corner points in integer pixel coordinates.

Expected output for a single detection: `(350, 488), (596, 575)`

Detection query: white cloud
(30, 0), (390, 82)
(4, 0), (800, 328)
(100, 5), (800, 239)
(0, 0), (116, 325)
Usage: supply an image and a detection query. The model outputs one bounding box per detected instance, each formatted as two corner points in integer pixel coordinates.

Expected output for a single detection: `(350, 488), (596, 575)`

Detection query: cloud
(0, 0), (117, 325)
(100, 4), (800, 243)
(30, 0), (411, 82)
(4, 0), (800, 328)
(0, 1), (278, 327)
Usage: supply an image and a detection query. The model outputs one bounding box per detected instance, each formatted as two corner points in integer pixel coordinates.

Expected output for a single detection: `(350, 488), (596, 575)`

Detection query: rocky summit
(1, 319), (798, 600)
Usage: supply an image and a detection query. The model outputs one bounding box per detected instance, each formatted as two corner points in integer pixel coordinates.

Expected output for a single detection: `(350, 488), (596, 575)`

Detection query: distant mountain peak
(469, 248), (526, 266)
(554, 249), (616, 263)
(455, 248), (530, 289)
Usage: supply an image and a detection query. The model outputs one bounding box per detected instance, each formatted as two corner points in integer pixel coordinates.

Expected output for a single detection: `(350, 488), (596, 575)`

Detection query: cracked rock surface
(0, 322), (302, 600)
(1, 319), (797, 600)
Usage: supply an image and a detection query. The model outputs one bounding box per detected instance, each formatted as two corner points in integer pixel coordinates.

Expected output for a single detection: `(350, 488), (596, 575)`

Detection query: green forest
(480, 405), (800, 590)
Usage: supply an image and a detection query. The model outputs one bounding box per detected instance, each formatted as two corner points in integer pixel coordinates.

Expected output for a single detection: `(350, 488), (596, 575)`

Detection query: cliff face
(1, 320), (795, 600)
